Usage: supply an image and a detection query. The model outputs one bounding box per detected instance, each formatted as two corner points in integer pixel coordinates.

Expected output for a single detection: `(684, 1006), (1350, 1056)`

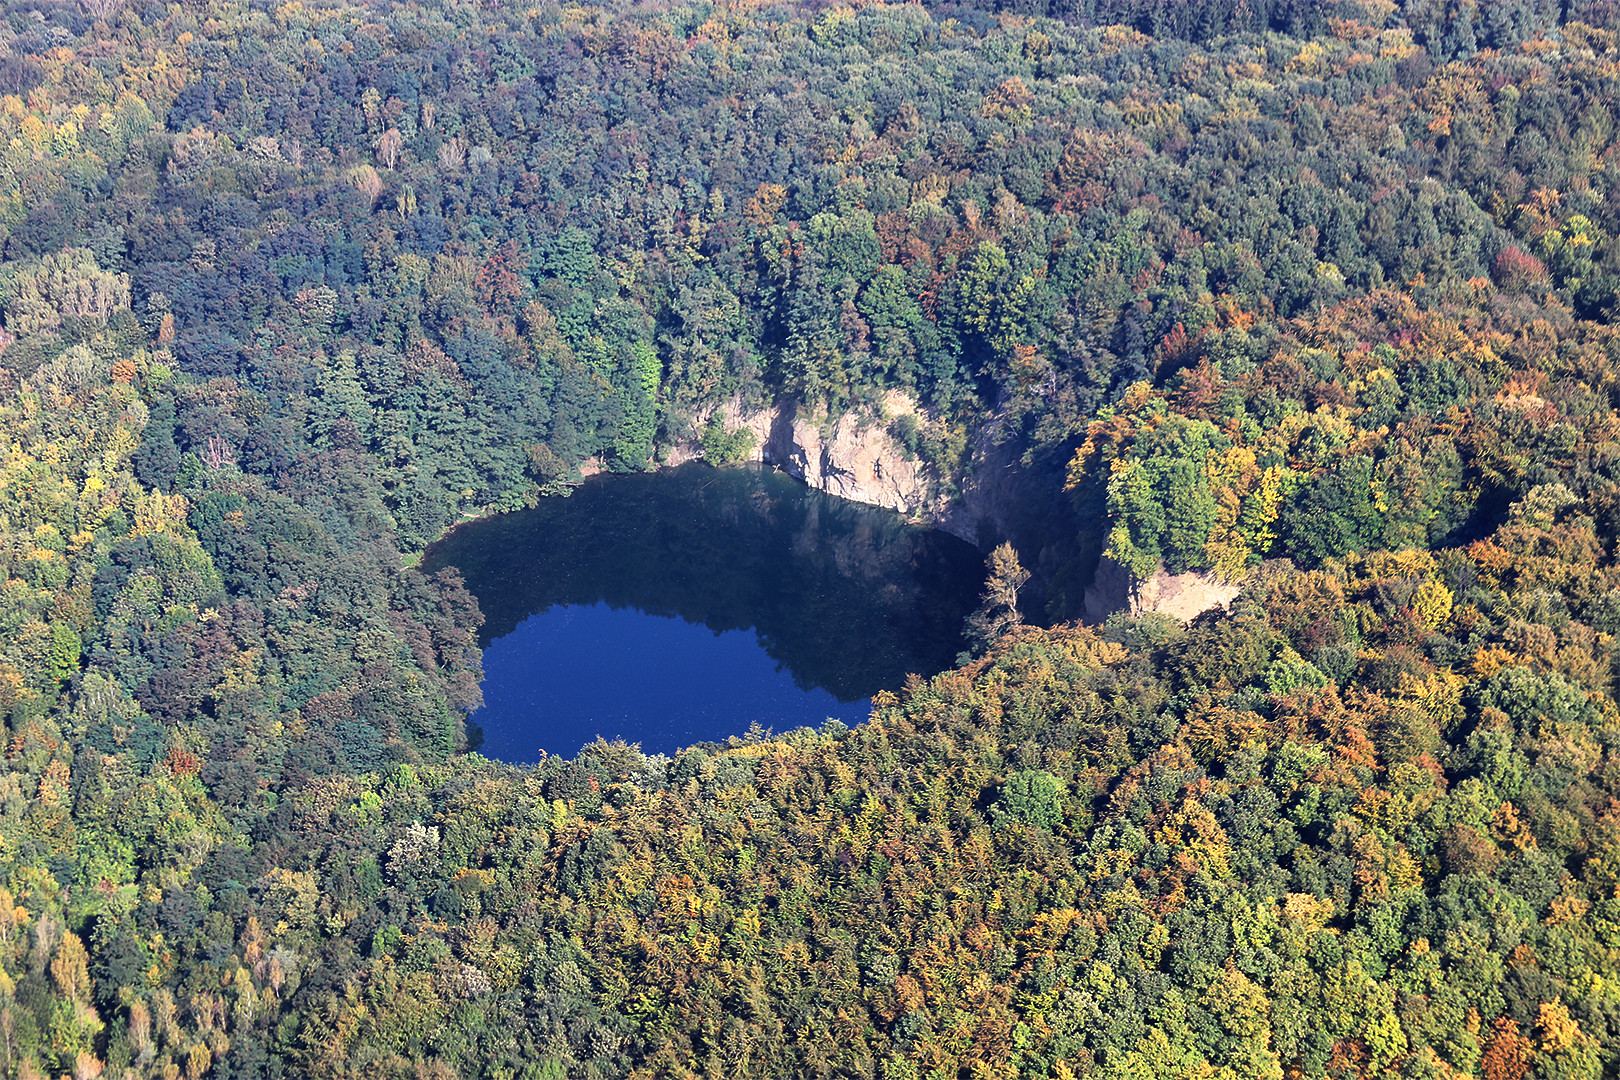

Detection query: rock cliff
(667, 393), (943, 519)
(667, 397), (1240, 625)
(1083, 555), (1243, 623)
(758, 401), (934, 516)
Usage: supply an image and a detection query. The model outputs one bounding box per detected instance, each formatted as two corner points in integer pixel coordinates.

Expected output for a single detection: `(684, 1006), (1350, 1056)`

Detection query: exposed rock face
(1084, 555), (1243, 623)
(667, 394), (942, 518)
(667, 398), (1240, 625)
(934, 422), (1027, 548)
(1134, 567), (1244, 620)
(757, 402), (933, 515)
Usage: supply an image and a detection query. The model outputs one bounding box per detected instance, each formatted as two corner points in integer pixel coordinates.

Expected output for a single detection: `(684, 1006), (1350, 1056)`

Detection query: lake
(421, 463), (986, 761)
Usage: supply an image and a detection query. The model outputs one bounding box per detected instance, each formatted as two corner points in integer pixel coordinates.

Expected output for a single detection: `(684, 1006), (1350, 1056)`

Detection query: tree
(611, 341), (659, 471)
(1277, 456), (1384, 567)
(963, 543), (1029, 654)
(1481, 1017), (1534, 1080)
(991, 769), (1064, 828)
(1105, 415), (1223, 578)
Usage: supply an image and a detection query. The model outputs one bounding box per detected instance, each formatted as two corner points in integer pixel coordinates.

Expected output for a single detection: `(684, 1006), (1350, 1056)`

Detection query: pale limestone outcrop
(758, 403), (931, 515)
(1132, 567), (1244, 621)
(1083, 555), (1243, 623)
(667, 393), (941, 518)
(668, 399), (1242, 624)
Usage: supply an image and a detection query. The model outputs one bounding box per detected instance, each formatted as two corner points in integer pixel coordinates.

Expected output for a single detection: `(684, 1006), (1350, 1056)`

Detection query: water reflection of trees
(423, 463), (984, 701)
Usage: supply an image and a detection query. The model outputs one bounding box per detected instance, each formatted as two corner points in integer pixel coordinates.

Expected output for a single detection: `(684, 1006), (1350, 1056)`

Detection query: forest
(2, 0), (1620, 1075)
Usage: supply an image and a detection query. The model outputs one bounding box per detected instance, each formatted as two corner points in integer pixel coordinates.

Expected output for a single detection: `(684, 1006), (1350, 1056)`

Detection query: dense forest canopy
(3, 0), (1620, 1076)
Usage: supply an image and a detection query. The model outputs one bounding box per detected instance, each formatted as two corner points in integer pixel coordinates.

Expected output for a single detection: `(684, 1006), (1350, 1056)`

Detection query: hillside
(0, 0), (1619, 1076)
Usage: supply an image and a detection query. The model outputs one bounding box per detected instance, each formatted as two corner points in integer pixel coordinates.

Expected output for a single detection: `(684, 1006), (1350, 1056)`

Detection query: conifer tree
(963, 542), (1029, 654)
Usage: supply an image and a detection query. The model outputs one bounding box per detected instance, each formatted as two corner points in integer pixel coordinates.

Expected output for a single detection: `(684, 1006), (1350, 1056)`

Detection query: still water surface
(422, 463), (985, 761)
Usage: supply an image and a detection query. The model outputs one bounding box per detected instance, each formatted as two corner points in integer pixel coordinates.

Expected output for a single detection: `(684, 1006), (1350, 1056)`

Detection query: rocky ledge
(667, 392), (941, 519)
(668, 396), (1241, 625)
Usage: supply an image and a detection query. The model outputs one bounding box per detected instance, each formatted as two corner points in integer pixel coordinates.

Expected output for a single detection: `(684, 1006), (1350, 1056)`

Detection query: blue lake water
(421, 463), (985, 761)
(474, 603), (874, 760)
